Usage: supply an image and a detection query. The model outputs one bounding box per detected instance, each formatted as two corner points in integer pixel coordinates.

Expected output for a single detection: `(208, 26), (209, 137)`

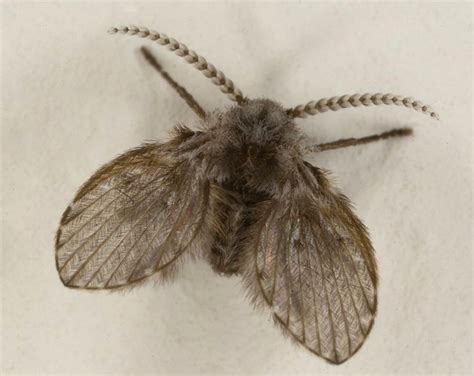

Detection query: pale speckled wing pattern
(55, 134), (210, 289)
(247, 161), (378, 364)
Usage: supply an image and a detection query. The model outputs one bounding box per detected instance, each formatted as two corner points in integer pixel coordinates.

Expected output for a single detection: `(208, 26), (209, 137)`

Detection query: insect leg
(309, 128), (413, 152)
(140, 46), (207, 119)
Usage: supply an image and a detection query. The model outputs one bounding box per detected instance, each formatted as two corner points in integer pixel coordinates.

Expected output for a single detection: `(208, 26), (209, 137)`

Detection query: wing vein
(58, 169), (165, 275)
(338, 206), (376, 312)
(125, 174), (194, 283)
(59, 162), (157, 242)
(64, 172), (167, 285)
(295, 224), (306, 342)
(58, 192), (124, 252)
(284, 213), (294, 327)
(269, 209), (286, 304)
(322, 237), (353, 355)
(332, 232), (366, 337)
(303, 222), (322, 354)
(309, 224), (338, 363)
(84, 178), (173, 287)
(343, 230), (374, 313)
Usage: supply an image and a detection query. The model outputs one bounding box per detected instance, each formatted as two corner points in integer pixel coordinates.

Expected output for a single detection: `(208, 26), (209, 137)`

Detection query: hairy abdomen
(209, 186), (269, 276)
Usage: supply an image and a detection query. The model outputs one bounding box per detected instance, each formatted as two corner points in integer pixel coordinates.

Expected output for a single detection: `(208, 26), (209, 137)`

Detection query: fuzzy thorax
(206, 99), (303, 194)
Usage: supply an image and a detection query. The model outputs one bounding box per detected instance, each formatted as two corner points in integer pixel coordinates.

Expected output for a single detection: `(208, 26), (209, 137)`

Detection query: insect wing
(243, 161), (378, 364)
(55, 134), (210, 289)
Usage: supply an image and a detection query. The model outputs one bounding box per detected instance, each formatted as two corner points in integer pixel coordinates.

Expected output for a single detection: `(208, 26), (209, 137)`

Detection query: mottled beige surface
(1, 2), (472, 375)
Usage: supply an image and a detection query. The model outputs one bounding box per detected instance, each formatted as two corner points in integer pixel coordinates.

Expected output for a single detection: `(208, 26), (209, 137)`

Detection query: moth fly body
(55, 24), (439, 364)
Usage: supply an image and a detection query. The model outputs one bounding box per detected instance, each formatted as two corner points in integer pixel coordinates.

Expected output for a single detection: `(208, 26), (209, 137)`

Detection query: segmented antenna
(108, 25), (245, 103)
(287, 93), (439, 120)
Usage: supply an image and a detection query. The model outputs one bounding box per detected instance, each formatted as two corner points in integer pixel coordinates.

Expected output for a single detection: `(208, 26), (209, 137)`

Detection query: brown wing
(55, 129), (211, 289)
(242, 161), (377, 364)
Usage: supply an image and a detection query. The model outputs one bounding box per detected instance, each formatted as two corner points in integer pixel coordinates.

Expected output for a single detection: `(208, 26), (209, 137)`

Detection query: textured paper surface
(2, 2), (472, 375)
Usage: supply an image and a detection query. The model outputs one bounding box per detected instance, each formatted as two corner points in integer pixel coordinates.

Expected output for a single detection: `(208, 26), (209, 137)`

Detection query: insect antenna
(140, 46), (207, 119)
(287, 93), (439, 120)
(310, 127), (413, 152)
(108, 25), (245, 104)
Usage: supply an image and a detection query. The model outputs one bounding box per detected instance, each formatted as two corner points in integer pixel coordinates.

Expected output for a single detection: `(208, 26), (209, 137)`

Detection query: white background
(2, 2), (472, 375)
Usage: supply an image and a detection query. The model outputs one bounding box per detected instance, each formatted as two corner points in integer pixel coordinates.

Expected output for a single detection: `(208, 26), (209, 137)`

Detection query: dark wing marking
(243, 161), (377, 364)
(55, 130), (211, 289)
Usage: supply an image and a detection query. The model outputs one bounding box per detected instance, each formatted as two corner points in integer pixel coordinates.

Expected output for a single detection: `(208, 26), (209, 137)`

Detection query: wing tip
(56, 271), (78, 289)
(273, 311), (377, 365)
